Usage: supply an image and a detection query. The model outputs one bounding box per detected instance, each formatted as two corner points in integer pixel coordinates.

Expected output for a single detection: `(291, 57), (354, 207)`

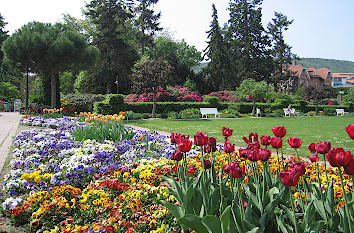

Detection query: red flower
(345, 124), (354, 140)
(292, 162), (306, 176)
(287, 137), (302, 148)
(171, 133), (189, 144)
(194, 132), (208, 146)
(344, 156), (354, 175)
(260, 135), (271, 146)
(326, 147), (351, 167)
(222, 127), (233, 137)
(315, 141), (331, 154)
(247, 149), (259, 161)
(208, 137), (217, 152)
(243, 132), (258, 144)
(229, 162), (245, 178)
(309, 154), (319, 163)
(258, 148), (271, 161)
(171, 150), (183, 161)
(203, 159), (211, 169)
(272, 126), (287, 138)
(279, 169), (300, 186)
(224, 139), (235, 153)
(270, 137), (282, 149)
(308, 143), (316, 153)
(178, 139), (192, 153)
(223, 162), (234, 174)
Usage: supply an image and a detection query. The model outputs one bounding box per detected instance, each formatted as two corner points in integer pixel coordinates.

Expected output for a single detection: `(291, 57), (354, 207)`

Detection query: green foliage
(299, 58), (354, 73)
(179, 108), (201, 119)
(73, 120), (135, 142)
(125, 110), (150, 120)
(62, 94), (106, 112)
(203, 96), (220, 107)
(341, 88), (354, 103)
(0, 81), (19, 101)
(274, 98), (291, 108)
(59, 72), (74, 95)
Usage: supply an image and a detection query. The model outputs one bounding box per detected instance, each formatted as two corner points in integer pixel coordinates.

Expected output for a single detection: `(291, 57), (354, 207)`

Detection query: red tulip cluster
(280, 161), (306, 186)
(224, 162), (245, 179)
(326, 147), (354, 175)
(170, 133), (189, 144)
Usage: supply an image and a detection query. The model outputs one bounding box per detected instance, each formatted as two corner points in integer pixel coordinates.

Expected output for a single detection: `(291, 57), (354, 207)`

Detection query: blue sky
(2, 0), (354, 62)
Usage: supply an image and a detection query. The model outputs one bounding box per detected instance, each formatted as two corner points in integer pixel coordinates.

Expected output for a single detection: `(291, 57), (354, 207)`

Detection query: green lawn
(127, 116), (354, 157)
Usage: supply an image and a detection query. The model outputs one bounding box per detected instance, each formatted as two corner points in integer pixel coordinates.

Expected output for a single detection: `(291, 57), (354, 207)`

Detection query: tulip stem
(316, 162), (322, 198)
(276, 149), (281, 174)
(290, 189), (299, 233)
(295, 148), (300, 161)
(322, 153), (329, 184)
(339, 167), (353, 233)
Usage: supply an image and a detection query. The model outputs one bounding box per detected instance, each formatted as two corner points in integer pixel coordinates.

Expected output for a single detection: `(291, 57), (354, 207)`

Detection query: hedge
(94, 95), (353, 115)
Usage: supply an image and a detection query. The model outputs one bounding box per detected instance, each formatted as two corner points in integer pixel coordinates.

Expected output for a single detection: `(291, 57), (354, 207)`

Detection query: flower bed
(0, 117), (353, 232)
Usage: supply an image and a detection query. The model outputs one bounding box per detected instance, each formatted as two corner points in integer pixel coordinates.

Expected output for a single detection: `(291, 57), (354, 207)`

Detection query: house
(285, 64), (332, 89)
(332, 73), (354, 86)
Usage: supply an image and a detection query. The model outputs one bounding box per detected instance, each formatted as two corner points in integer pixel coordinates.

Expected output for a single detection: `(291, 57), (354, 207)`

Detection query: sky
(1, 0), (354, 62)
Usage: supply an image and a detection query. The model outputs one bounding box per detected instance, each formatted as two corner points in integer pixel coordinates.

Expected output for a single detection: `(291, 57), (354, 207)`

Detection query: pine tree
(85, 0), (139, 94)
(134, 0), (162, 55)
(228, 0), (273, 85)
(204, 4), (229, 90)
(267, 12), (296, 86)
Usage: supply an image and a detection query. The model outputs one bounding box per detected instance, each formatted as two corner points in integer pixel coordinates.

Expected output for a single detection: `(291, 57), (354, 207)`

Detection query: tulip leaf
(326, 181), (335, 212)
(221, 206), (231, 231)
(177, 214), (209, 233)
(201, 215), (222, 233)
(308, 220), (325, 232)
(246, 227), (260, 233)
(313, 199), (327, 221)
(231, 206), (244, 233)
(160, 200), (184, 219)
(276, 216), (293, 233)
(209, 185), (221, 215)
(304, 200), (314, 227)
(280, 204), (296, 227)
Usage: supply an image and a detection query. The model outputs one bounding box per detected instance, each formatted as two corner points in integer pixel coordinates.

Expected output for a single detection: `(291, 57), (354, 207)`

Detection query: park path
(0, 112), (22, 172)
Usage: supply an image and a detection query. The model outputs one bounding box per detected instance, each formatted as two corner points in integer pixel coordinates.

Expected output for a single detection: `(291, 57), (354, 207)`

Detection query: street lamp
(115, 74), (119, 94)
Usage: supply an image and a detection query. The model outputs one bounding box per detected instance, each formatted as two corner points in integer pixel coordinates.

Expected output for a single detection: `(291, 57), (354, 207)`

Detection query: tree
(237, 78), (271, 114)
(0, 13), (9, 83)
(305, 86), (335, 113)
(130, 57), (173, 118)
(2, 22), (97, 107)
(134, 0), (162, 55)
(203, 4), (230, 91)
(227, 0), (273, 85)
(147, 36), (202, 85)
(85, 0), (139, 94)
(267, 12), (296, 87)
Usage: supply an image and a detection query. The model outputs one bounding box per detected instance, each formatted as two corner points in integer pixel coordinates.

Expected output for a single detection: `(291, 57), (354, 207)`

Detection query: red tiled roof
(316, 68), (331, 80)
(339, 73), (354, 75)
(333, 73), (348, 78)
(346, 78), (354, 84)
(308, 68), (315, 72)
(286, 65), (305, 76)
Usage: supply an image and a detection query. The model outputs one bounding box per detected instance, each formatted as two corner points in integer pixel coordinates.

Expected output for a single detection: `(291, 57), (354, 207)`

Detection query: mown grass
(127, 116), (354, 157)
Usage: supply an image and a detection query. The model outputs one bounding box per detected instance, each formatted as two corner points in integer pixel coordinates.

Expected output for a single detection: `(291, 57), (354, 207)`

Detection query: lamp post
(115, 74), (119, 94)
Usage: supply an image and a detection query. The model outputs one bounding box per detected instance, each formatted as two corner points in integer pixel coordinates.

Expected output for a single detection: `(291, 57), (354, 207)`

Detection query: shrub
(125, 111), (150, 120)
(203, 96), (219, 107)
(168, 111), (181, 119)
(323, 107), (336, 116)
(172, 86), (203, 102)
(179, 108), (201, 119)
(221, 109), (238, 118)
(62, 94), (106, 112)
(124, 88), (176, 103)
(207, 91), (236, 102)
(274, 98), (291, 108)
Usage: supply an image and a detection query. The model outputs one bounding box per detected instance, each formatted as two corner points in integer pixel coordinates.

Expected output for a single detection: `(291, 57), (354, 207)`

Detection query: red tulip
(272, 126), (287, 138)
(261, 135), (271, 146)
(208, 137), (217, 152)
(171, 150), (183, 161)
(315, 141), (331, 154)
(194, 132), (208, 146)
(344, 156), (354, 175)
(223, 162), (235, 174)
(287, 137), (302, 149)
(309, 154), (319, 163)
(308, 143), (316, 153)
(229, 162), (245, 178)
(279, 169), (300, 186)
(222, 127), (233, 137)
(171, 133), (189, 144)
(239, 148), (249, 158)
(247, 149), (259, 161)
(203, 159), (211, 169)
(224, 139), (235, 153)
(326, 147), (351, 167)
(258, 148), (271, 161)
(243, 133), (259, 144)
(345, 124), (354, 140)
(293, 162), (306, 176)
(204, 145), (211, 153)
(270, 137), (282, 149)
(178, 139), (192, 153)
(170, 133), (177, 144)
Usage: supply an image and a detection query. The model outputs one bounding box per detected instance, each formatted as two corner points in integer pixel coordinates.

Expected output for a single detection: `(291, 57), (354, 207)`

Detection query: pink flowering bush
(124, 88), (176, 102)
(208, 91), (237, 102)
(172, 86), (203, 102)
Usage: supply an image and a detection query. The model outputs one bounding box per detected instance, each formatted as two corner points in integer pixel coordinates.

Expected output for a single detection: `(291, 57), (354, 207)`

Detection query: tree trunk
(252, 99), (256, 115)
(106, 81), (112, 94)
(152, 89), (157, 118)
(51, 71), (56, 108)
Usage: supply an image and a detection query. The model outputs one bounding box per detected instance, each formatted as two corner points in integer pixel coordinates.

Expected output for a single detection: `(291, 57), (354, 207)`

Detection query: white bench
(283, 108), (299, 117)
(336, 109), (348, 116)
(200, 108), (221, 118)
(256, 108), (261, 117)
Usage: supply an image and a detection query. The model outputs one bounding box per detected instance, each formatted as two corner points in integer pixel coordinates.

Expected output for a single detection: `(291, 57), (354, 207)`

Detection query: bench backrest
(200, 108), (219, 114)
(283, 108), (290, 114)
(336, 109), (344, 113)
